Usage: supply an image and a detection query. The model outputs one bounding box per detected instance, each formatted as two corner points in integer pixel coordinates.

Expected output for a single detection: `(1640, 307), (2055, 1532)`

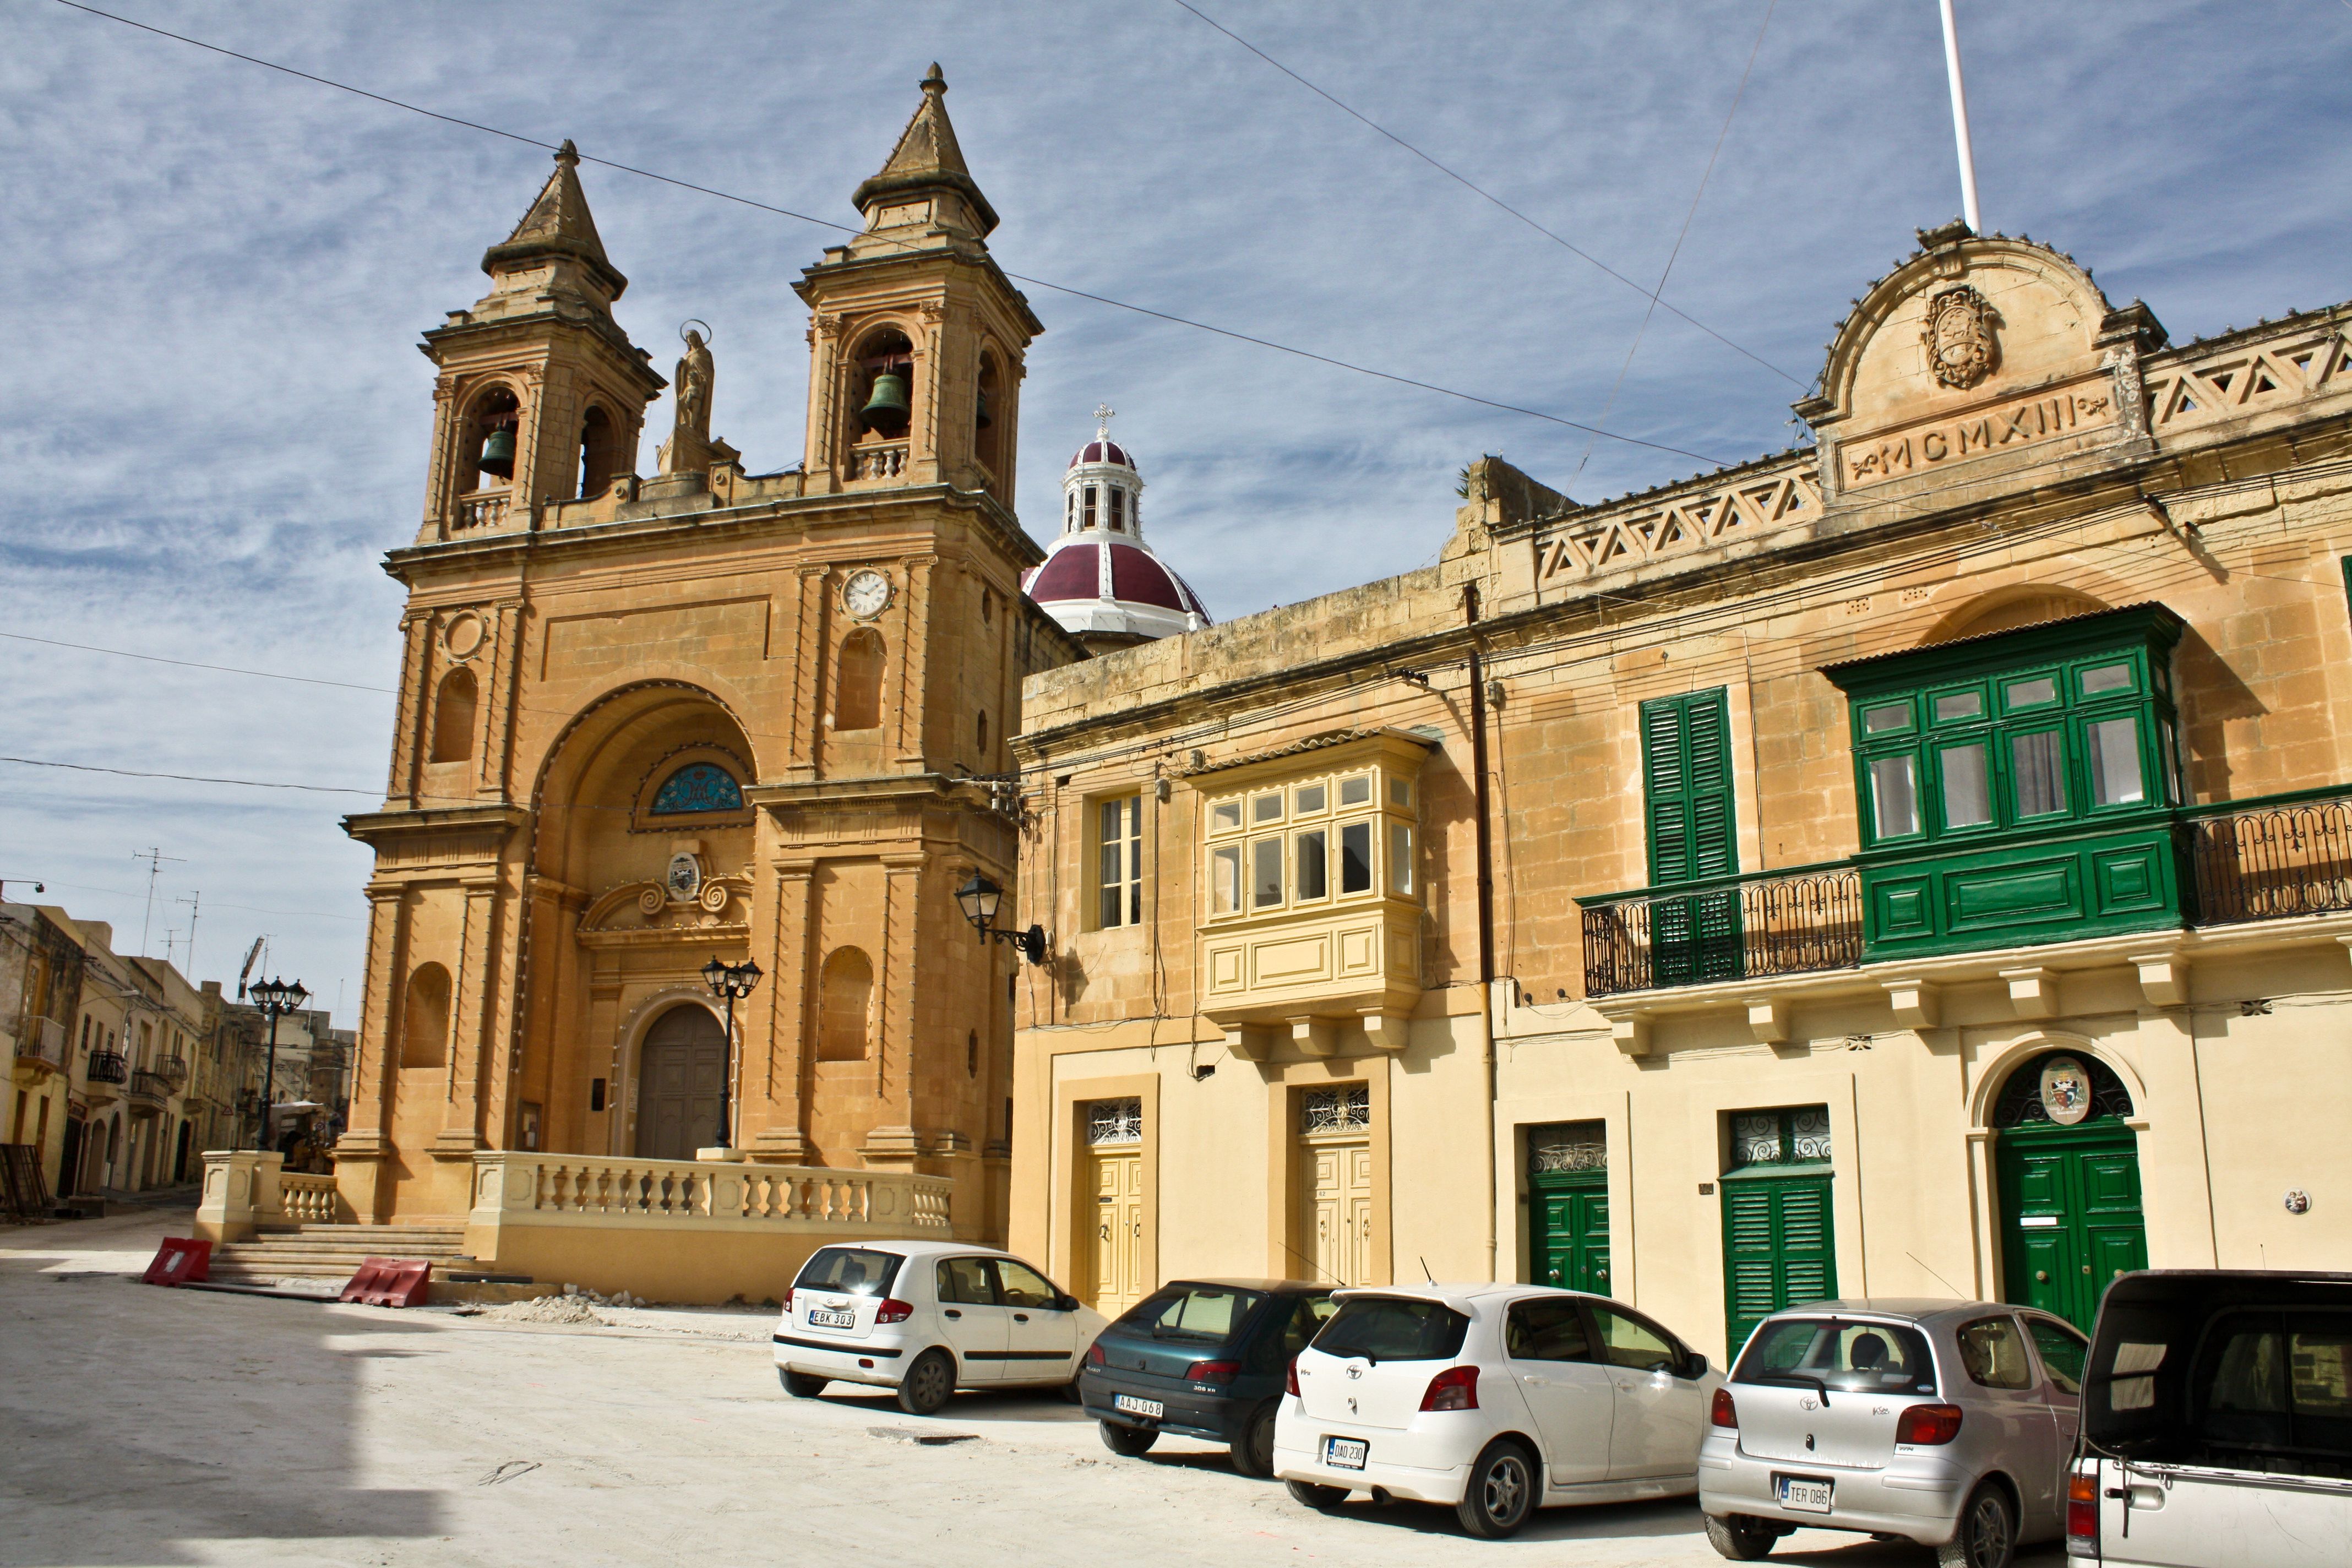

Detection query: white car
(772, 1239), (1108, 1415)
(1275, 1284), (1723, 1537)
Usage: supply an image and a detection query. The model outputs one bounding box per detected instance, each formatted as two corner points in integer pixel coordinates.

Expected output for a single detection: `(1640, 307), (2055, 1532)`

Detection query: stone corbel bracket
(2000, 967), (2059, 1020)
(2129, 954), (2188, 1008)
(1359, 1011), (1411, 1053)
(1883, 978), (1941, 1029)
(1612, 1013), (1654, 1058)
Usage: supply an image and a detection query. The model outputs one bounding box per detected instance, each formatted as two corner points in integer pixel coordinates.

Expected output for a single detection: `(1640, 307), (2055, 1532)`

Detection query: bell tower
(416, 141), (666, 542)
(796, 66), (1041, 507)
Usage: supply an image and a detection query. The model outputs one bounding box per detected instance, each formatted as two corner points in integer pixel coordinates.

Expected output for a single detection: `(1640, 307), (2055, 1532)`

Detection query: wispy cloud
(4, 0), (2346, 1010)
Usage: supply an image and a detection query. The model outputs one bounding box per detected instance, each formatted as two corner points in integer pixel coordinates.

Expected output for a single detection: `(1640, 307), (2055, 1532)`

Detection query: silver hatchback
(1697, 1299), (2088, 1567)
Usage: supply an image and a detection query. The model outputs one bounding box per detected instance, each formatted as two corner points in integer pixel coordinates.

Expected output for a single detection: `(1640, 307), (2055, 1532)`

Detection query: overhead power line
(48, 0), (1736, 469)
(1166, 0), (1806, 390)
(0, 630), (395, 693)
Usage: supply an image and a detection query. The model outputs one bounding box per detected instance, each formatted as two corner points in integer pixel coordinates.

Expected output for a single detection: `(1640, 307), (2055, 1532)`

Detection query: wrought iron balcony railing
(2186, 788), (2352, 927)
(155, 1055), (189, 1088)
(12, 1017), (66, 1071)
(1579, 864), (1863, 999)
(86, 1049), (128, 1085)
(129, 1069), (175, 1102)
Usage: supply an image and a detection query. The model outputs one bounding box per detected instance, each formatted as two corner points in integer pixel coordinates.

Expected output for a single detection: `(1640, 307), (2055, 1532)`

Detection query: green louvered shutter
(1722, 1174), (1839, 1357)
(1641, 690), (1741, 983)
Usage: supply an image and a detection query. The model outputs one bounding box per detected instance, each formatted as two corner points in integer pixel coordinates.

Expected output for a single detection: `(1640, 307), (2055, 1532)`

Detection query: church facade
(331, 68), (1084, 1289)
(1011, 221), (2352, 1355)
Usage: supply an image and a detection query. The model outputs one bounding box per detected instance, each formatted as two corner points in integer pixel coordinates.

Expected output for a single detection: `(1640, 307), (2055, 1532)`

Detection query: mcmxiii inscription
(1843, 378), (2116, 489)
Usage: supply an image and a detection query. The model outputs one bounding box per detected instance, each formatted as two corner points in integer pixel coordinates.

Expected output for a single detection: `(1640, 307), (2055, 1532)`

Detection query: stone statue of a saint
(659, 328), (716, 476)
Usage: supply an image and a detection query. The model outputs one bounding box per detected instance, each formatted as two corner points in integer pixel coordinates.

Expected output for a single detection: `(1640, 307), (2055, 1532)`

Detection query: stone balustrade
(472, 1152), (951, 1232)
(279, 1171), (341, 1224)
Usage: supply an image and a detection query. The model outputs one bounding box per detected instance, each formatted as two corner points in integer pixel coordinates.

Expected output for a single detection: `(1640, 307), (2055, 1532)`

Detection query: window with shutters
(1721, 1104), (1837, 1354)
(1639, 689), (1743, 984)
(1093, 795), (1144, 930)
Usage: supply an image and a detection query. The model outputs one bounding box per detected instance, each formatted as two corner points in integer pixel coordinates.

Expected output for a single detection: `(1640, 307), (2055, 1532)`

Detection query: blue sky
(4, 0), (2348, 1022)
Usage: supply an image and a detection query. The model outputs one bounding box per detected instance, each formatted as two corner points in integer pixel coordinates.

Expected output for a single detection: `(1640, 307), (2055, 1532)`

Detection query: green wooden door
(1722, 1170), (1837, 1356)
(1997, 1121), (2146, 1333)
(1531, 1172), (1610, 1295)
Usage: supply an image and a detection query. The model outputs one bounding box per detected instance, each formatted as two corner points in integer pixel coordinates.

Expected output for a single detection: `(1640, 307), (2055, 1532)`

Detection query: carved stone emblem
(1922, 285), (1999, 390)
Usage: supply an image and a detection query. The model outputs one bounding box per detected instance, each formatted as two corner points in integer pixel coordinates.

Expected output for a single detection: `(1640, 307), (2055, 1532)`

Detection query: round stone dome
(1069, 438), (1135, 470)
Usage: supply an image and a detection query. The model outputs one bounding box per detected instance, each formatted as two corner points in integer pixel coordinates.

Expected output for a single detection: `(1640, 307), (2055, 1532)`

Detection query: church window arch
(402, 964), (451, 1069)
(430, 668), (477, 764)
(577, 404), (620, 500)
(834, 629), (886, 731)
(848, 326), (914, 444)
(816, 948), (874, 1061)
(974, 350), (1006, 480)
(977, 709), (989, 755)
(650, 763), (744, 816)
(459, 385), (521, 491)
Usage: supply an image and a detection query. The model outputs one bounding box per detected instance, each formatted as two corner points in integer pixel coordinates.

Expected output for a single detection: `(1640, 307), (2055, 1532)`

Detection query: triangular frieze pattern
(1537, 466), (1825, 584)
(2147, 325), (2349, 433)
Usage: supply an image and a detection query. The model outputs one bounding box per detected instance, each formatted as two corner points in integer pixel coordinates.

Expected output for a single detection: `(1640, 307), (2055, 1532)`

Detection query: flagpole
(1939, 0), (1983, 234)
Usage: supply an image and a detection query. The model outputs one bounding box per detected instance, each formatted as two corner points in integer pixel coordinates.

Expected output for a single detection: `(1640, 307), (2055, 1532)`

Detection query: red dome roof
(1068, 439), (1135, 470)
(1021, 540), (1209, 620)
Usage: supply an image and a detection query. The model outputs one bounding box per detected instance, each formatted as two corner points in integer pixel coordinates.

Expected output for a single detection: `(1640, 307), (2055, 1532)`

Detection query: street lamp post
(954, 873), (1050, 966)
(700, 956), (763, 1152)
(243, 976), (309, 1152)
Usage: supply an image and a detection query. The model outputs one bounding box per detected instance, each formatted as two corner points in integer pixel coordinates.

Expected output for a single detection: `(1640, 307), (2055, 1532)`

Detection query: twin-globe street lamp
(243, 976), (309, 1152)
(700, 956), (763, 1151)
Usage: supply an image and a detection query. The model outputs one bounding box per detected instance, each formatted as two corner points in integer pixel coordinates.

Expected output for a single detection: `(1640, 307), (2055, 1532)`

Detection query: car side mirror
(1683, 1352), (1709, 1380)
(1056, 1294), (1079, 1312)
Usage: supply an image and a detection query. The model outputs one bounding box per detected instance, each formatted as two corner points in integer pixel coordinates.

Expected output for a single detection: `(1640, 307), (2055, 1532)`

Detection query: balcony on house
(127, 1069), (174, 1106)
(1580, 786), (2352, 999)
(11, 1016), (67, 1073)
(86, 1048), (128, 1085)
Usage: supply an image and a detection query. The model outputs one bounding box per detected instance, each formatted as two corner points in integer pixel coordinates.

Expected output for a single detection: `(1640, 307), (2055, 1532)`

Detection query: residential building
(1010, 222), (2352, 1353)
(1, 902), (86, 1204)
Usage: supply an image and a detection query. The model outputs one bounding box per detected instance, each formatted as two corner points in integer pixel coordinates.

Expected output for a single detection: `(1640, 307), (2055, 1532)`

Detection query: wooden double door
(635, 1006), (728, 1162)
(1530, 1170), (1611, 1296)
(1298, 1136), (1373, 1288)
(1084, 1146), (1145, 1315)
(1997, 1120), (2146, 1333)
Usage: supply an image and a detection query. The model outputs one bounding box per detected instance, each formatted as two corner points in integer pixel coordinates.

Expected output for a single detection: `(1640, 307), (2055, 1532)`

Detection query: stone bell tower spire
(414, 140), (664, 543)
(793, 66), (1039, 505)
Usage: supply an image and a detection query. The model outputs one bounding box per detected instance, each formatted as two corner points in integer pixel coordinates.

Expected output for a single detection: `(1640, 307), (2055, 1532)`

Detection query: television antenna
(132, 847), (185, 955)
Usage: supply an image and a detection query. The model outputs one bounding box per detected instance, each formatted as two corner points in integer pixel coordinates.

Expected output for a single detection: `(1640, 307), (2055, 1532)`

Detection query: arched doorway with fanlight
(634, 1004), (728, 1162)
(1993, 1049), (2148, 1332)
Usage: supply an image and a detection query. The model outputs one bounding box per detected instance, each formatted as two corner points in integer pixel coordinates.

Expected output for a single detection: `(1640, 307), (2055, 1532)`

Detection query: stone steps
(211, 1223), (476, 1284)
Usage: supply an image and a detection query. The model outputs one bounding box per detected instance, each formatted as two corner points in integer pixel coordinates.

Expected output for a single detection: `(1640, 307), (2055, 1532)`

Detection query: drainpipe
(1463, 582), (1499, 1281)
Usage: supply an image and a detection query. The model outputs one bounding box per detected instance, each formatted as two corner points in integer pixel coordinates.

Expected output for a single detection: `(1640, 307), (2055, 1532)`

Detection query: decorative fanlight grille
(1086, 1097), (1142, 1146)
(1728, 1105), (1833, 1169)
(1527, 1121), (1607, 1175)
(1300, 1085), (1371, 1133)
(1991, 1051), (2135, 1128)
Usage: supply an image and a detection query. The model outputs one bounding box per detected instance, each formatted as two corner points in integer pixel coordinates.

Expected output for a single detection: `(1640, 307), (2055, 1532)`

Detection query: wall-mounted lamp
(955, 873), (1049, 966)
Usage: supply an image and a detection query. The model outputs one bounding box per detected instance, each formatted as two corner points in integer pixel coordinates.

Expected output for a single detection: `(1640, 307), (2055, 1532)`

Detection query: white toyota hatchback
(772, 1239), (1108, 1415)
(1275, 1284), (1722, 1537)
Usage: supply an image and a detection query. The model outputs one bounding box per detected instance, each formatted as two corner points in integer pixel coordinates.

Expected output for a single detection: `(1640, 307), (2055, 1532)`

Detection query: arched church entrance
(635, 1004), (727, 1162)
(1992, 1049), (2147, 1331)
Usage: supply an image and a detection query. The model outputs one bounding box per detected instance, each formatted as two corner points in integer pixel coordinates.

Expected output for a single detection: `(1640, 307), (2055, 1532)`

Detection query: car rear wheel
(779, 1369), (829, 1400)
(895, 1349), (955, 1417)
(1099, 1420), (1158, 1457)
(1936, 1482), (2016, 1568)
(1703, 1514), (1779, 1560)
(1229, 1401), (1278, 1478)
(1455, 1439), (1538, 1539)
(1286, 1479), (1349, 1510)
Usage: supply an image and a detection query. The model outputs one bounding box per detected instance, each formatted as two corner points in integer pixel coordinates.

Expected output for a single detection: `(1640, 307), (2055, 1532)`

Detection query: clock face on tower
(843, 569), (892, 619)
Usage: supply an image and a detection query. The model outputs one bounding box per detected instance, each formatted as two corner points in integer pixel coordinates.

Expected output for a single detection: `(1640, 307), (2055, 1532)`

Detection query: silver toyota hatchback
(1697, 1299), (2088, 1567)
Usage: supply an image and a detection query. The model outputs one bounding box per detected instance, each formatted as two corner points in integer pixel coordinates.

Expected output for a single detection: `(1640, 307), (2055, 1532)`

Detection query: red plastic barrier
(339, 1256), (432, 1308)
(142, 1238), (212, 1287)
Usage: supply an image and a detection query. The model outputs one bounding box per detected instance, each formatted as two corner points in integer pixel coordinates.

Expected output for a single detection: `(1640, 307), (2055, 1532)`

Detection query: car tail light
(875, 1298), (914, 1325)
(2066, 1464), (2100, 1558)
(1285, 1357), (1301, 1397)
(781, 1289), (794, 1314)
(1895, 1403), (1964, 1445)
(1711, 1388), (1738, 1429)
(1185, 1360), (1240, 1386)
(1420, 1366), (1479, 1412)
(1086, 1342), (1106, 1367)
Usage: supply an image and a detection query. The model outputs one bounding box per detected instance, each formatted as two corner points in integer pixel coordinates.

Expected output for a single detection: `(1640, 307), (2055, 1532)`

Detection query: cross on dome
(1093, 403), (1115, 439)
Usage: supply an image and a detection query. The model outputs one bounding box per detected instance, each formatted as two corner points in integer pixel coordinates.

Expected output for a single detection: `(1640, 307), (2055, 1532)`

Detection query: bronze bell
(477, 426), (516, 480)
(975, 388), (994, 428)
(860, 371), (911, 434)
